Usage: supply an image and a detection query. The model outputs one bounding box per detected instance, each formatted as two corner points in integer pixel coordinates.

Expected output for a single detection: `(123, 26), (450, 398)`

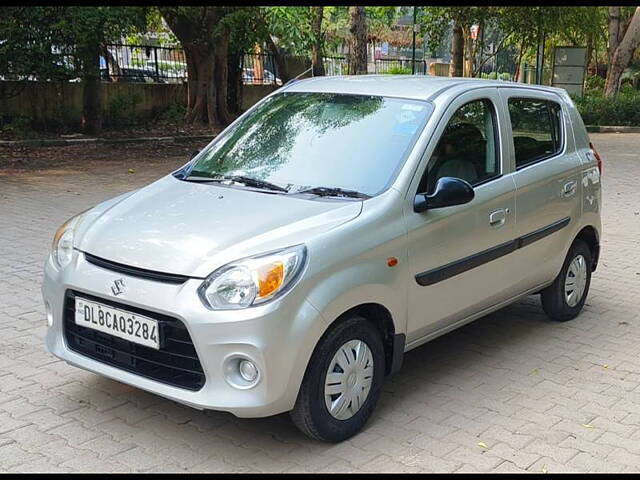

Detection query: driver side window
(419, 99), (500, 194)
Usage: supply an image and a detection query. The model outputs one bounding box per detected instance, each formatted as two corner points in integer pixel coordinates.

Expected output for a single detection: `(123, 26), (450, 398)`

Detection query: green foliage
(321, 6), (402, 55)
(262, 7), (312, 55)
(0, 115), (34, 139)
(322, 6), (349, 53)
(105, 91), (143, 126)
(386, 65), (412, 74)
(53, 7), (149, 67)
(125, 8), (179, 47)
(0, 7), (76, 82)
(418, 7), (497, 53)
(223, 7), (270, 56)
(417, 6), (611, 78)
(156, 102), (186, 126)
(0, 6), (149, 82)
(584, 74), (606, 96)
(575, 90), (640, 126)
(365, 6), (402, 39)
(480, 72), (513, 81)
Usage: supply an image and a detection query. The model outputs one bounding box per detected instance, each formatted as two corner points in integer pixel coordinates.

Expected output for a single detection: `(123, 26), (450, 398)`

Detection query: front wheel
(290, 316), (385, 442)
(541, 239), (592, 321)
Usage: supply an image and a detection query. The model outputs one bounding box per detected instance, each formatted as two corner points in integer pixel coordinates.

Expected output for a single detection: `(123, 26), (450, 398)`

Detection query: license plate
(74, 297), (160, 350)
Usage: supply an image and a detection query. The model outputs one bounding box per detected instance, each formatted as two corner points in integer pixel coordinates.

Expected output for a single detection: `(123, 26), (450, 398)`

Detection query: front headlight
(198, 245), (307, 310)
(51, 212), (86, 269)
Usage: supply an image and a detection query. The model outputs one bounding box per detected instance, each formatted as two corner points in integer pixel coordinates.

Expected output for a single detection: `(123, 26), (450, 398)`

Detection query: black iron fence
(323, 56), (349, 76)
(1, 45), (432, 85)
(102, 44), (187, 83)
(373, 58), (427, 75)
(241, 53), (282, 86)
(322, 56), (428, 76)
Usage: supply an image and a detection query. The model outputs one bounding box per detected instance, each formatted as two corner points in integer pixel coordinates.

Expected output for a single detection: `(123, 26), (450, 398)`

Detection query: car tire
(290, 316), (385, 442)
(541, 239), (592, 321)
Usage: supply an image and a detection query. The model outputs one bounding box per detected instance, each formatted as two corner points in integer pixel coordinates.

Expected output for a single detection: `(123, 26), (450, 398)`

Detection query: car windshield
(187, 92), (432, 197)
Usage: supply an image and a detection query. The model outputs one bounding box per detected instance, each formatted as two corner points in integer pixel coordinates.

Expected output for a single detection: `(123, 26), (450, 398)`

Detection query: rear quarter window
(508, 98), (563, 168)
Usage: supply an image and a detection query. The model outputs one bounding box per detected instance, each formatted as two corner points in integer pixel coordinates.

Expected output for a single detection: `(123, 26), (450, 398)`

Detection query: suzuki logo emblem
(111, 278), (126, 296)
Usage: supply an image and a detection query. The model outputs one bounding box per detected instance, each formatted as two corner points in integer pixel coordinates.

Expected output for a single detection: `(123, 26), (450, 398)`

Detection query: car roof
(283, 75), (566, 102)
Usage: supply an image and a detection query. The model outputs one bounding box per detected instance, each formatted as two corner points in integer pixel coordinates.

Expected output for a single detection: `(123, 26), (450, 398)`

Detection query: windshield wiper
(182, 174), (288, 193)
(291, 186), (370, 199)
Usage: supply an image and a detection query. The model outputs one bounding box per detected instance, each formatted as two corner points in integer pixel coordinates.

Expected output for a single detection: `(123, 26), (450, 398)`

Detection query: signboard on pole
(551, 46), (588, 97)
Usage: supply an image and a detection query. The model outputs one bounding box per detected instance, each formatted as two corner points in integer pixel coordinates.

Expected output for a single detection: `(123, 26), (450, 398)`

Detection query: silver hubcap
(324, 340), (374, 420)
(565, 254), (588, 307)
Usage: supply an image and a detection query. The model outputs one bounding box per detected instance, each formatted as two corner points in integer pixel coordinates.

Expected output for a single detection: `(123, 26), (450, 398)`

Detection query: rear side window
(508, 98), (563, 168)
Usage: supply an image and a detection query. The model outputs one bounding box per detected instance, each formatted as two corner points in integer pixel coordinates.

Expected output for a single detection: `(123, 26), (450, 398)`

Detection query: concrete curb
(586, 125), (640, 133)
(0, 134), (215, 148)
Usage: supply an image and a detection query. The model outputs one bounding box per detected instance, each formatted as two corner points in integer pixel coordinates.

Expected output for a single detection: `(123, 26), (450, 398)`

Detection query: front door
(404, 88), (518, 344)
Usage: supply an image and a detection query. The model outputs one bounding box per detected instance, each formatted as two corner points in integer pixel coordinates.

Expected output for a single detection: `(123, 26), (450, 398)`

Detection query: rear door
(499, 88), (583, 292)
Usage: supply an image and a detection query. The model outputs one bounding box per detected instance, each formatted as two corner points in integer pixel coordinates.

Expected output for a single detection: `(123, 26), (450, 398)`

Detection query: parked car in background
(43, 76), (602, 442)
(242, 68), (282, 86)
(100, 67), (167, 83)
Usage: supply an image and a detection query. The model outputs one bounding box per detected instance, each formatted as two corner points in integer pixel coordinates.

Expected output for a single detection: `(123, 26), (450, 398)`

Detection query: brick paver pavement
(0, 133), (639, 473)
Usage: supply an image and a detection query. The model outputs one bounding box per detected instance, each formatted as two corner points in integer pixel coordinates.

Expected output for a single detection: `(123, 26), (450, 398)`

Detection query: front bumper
(42, 250), (326, 418)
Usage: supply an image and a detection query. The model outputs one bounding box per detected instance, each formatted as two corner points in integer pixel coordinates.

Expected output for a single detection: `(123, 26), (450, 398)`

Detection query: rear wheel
(541, 239), (592, 321)
(290, 316), (385, 442)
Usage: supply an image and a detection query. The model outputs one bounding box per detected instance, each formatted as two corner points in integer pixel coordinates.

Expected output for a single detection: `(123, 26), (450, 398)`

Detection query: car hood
(76, 175), (363, 278)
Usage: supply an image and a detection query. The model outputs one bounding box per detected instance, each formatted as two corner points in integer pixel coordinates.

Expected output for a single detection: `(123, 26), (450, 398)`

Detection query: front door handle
(489, 208), (507, 227)
(563, 181), (577, 197)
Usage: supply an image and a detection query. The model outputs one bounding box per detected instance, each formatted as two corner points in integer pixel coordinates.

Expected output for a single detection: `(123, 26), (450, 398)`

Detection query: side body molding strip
(415, 217), (571, 287)
(517, 217), (570, 248)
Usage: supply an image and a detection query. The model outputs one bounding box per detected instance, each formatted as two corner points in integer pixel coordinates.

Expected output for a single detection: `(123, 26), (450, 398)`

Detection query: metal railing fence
(101, 44), (187, 83)
(241, 53), (282, 86)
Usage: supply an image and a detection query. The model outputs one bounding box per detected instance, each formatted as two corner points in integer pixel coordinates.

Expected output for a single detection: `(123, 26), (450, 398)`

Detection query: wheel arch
(575, 225), (600, 271)
(324, 302), (404, 377)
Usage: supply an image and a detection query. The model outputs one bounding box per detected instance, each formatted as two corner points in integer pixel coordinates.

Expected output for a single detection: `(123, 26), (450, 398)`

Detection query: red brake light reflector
(589, 142), (603, 175)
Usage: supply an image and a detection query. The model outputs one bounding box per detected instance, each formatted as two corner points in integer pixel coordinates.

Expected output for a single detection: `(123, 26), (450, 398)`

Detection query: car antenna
(285, 66), (314, 87)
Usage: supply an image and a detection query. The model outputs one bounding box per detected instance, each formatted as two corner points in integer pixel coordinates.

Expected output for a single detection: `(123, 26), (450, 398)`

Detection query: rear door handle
(563, 181), (577, 197)
(489, 208), (507, 227)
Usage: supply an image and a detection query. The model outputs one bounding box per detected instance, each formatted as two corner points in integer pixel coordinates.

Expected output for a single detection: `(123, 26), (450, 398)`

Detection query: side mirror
(414, 177), (475, 213)
(191, 150), (200, 159)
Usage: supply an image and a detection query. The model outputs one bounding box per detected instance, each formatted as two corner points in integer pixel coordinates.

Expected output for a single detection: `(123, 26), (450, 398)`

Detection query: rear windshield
(188, 92), (433, 196)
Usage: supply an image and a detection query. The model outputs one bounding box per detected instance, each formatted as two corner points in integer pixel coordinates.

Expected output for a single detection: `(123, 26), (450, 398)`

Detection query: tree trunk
(608, 7), (621, 65)
(605, 7), (640, 97)
(348, 6), (367, 75)
(185, 47), (198, 115)
(227, 52), (243, 115)
(462, 26), (474, 77)
(513, 38), (527, 82)
(100, 44), (121, 81)
(311, 6), (325, 76)
(160, 7), (227, 127)
(450, 22), (464, 77)
(585, 34), (594, 73)
(213, 31), (235, 126)
(81, 40), (102, 134)
(183, 45), (218, 125)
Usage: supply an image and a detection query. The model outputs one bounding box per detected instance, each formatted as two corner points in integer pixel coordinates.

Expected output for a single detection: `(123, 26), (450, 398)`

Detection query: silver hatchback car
(43, 76), (602, 442)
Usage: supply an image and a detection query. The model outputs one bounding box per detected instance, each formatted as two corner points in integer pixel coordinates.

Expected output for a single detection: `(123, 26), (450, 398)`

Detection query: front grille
(83, 252), (191, 285)
(63, 290), (205, 391)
